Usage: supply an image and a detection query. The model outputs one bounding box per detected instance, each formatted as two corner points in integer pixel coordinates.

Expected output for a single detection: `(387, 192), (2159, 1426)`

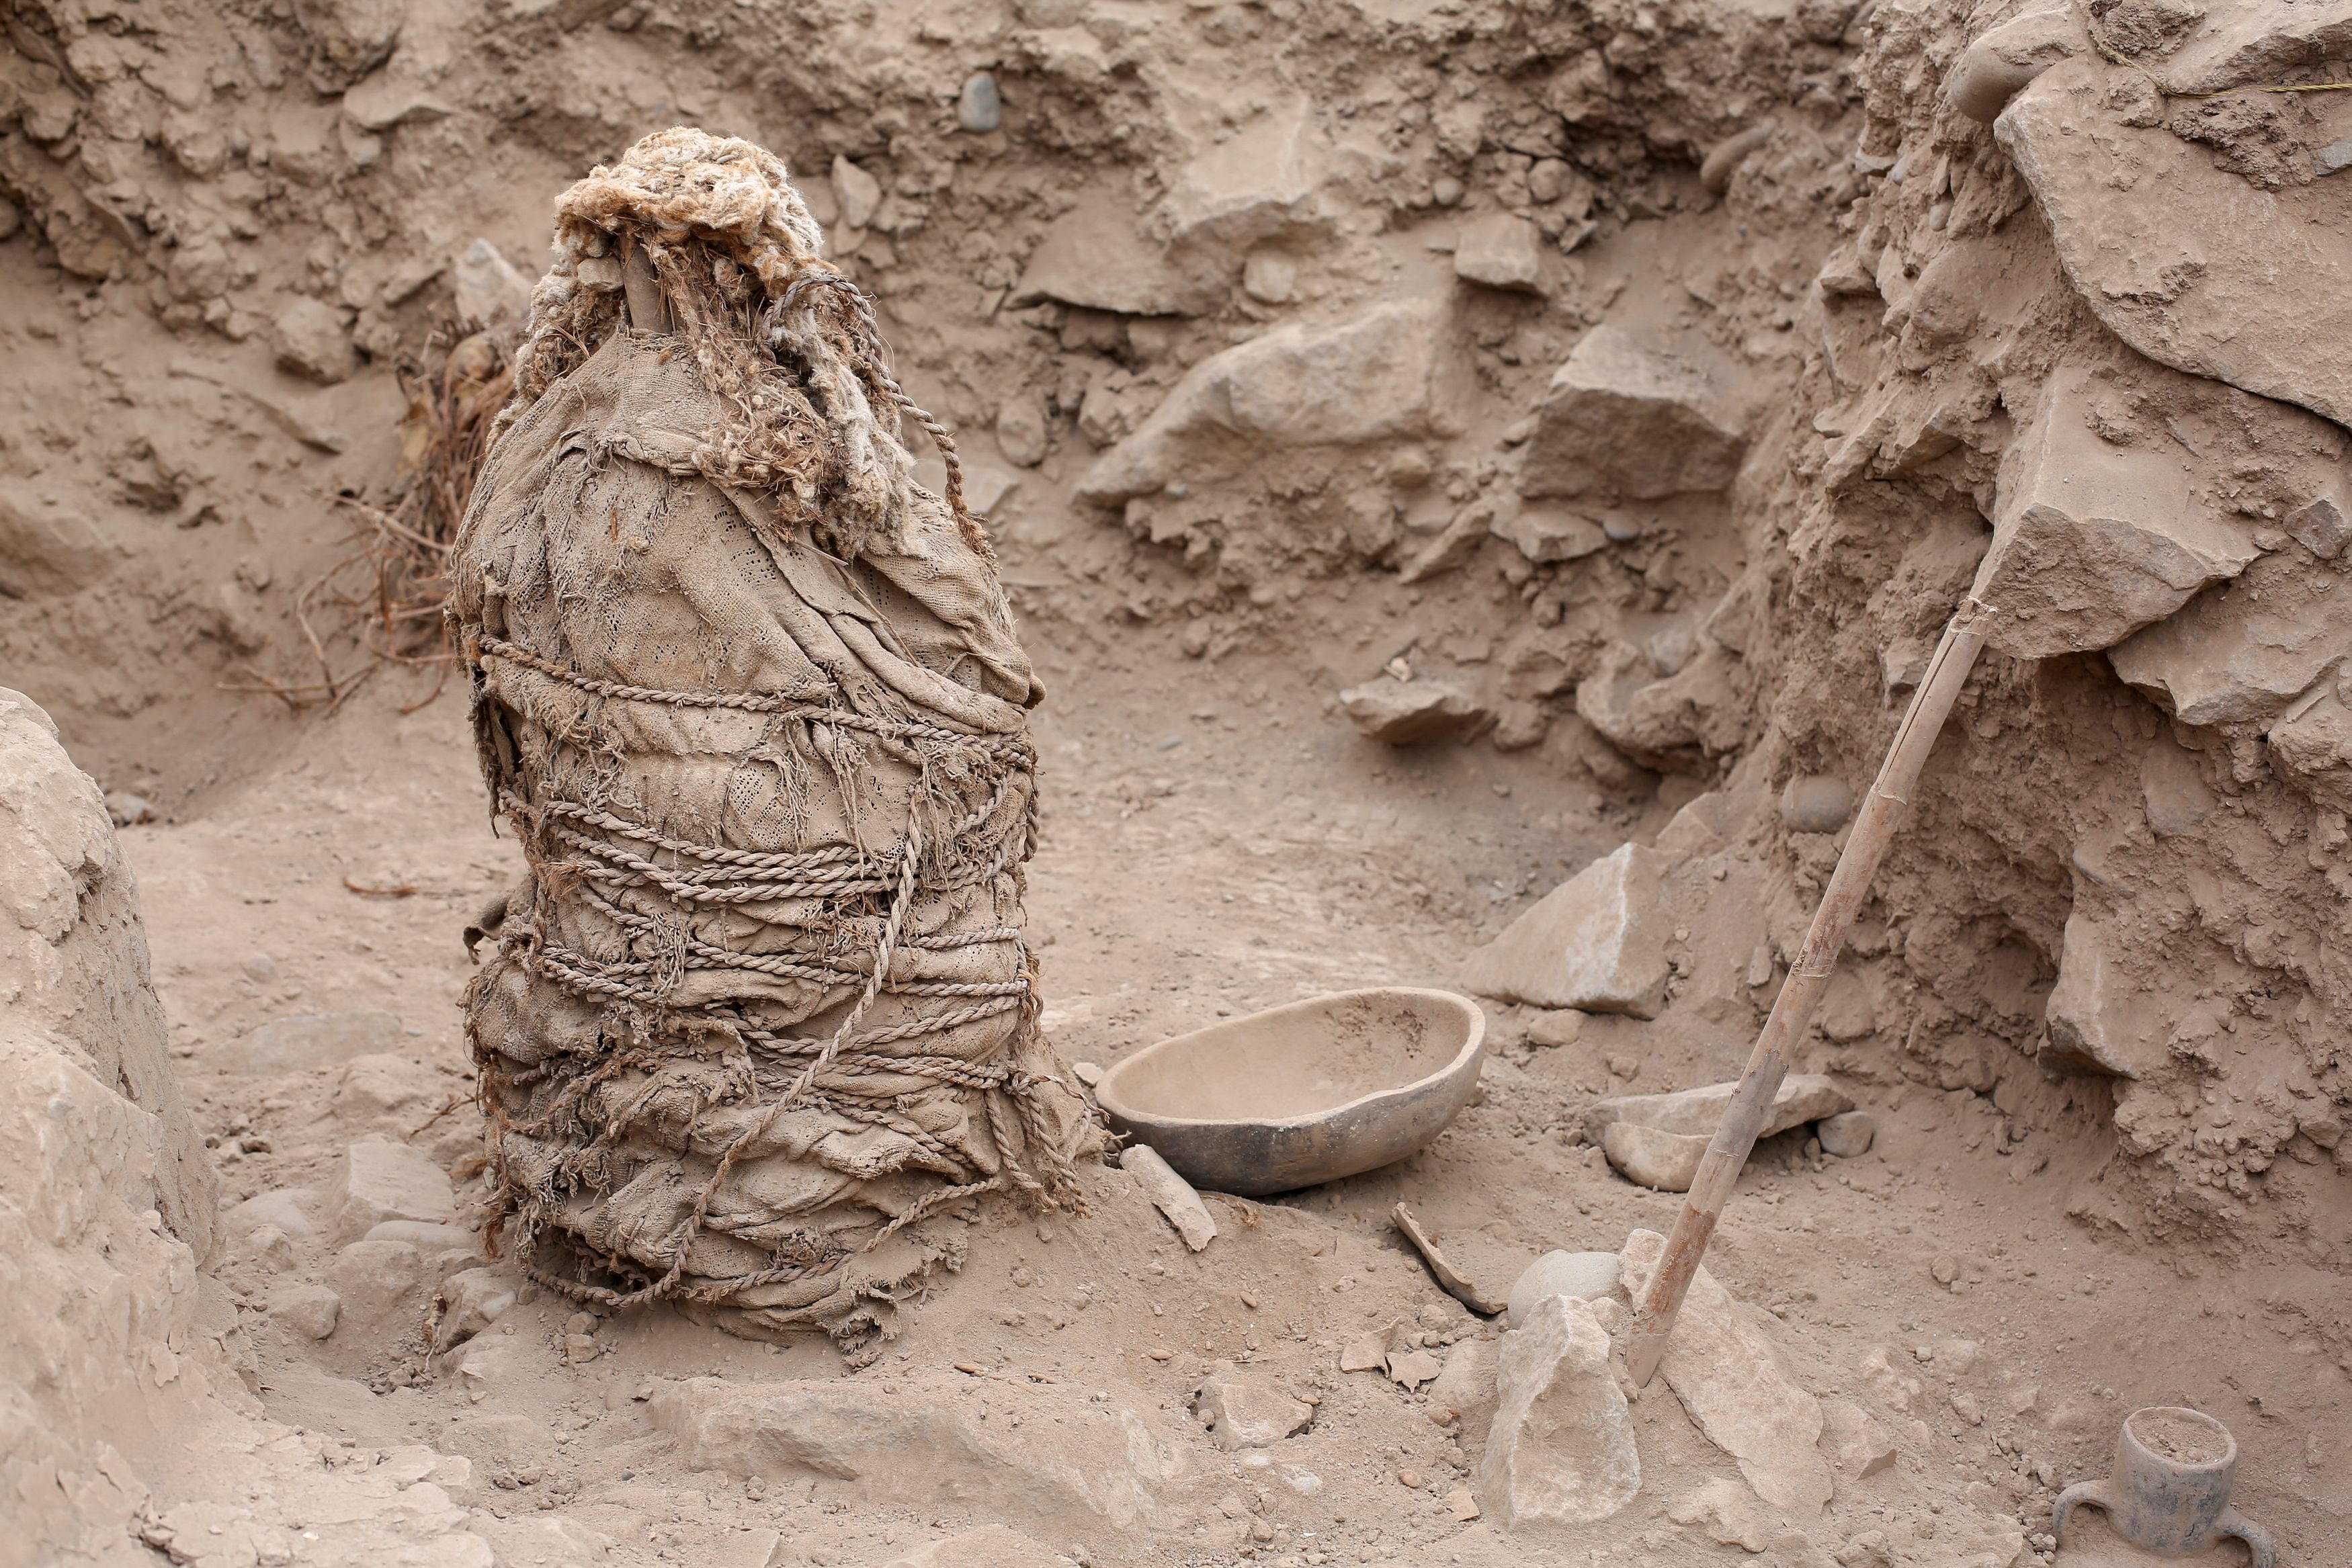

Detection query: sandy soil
(114, 627), (2352, 1565)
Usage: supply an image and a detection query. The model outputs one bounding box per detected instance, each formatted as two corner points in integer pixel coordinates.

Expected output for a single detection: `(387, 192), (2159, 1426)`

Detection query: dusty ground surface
(7, 0), (2352, 1563)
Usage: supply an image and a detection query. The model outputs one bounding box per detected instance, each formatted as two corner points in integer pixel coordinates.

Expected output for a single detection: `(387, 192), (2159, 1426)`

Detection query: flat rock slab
(1462, 842), (1677, 1017)
(649, 1375), (1187, 1543)
(1488, 498), (1606, 565)
(1583, 1073), (1850, 1145)
(1620, 1229), (1832, 1518)
(1340, 679), (1490, 745)
(2153, 0), (2352, 93)
(2000, 56), (2352, 427)
(1477, 1293), (1640, 1528)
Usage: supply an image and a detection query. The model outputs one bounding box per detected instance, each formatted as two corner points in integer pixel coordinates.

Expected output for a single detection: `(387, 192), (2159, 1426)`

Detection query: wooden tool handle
(1624, 601), (1990, 1386)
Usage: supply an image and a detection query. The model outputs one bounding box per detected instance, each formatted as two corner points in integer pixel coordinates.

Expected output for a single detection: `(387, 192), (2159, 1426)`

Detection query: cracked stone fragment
(1476, 1293), (1640, 1528)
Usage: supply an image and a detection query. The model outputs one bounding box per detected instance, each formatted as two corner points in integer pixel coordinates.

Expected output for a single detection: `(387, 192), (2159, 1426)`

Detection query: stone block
(341, 69), (454, 131)
(0, 494), (114, 599)
(1010, 201), (1222, 317)
(1574, 640), (1747, 772)
(294, 0), (406, 87)
(1462, 842), (1677, 1017)
(1476, 1294), (1639, 1528)
(1078, 295), (1470, 506)
(329, 1139), (456, 1244)
(1520, 326), (1745, 500)
(1599, 1121), (1710, 1192)
(1620, 1229), (1833, 1518)
(269, 1283), (342, 1340)
(1158, 94), (1336, 253)
(432, 1267), (518, 1351)
(325, 1238), (425, 1336)
(1488, 498), (1605, 565)
(2269, 683), (2352, 812)
(1971, 361), (2257, 658)
(2152, 0), (2352, 94)
(271, 297), (356, 384)
(1669, 1477), (1776, 1552)
(2140, 738), (2217, 836)
(2043, 908), (2160, 1078)
(2287, 494), (2349, 560)
(335, 1052), (437, 1119)
(1819, 1398), (1898, 1479)
(1338, 679), (1489, 744)
(1426, 1336), (1499, 1437)
(1454, 212), (1546, 294)
(225, 1186), (318, 1238)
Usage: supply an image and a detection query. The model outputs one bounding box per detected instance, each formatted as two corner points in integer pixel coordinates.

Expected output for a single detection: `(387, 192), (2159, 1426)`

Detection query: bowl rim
(1093, 986), (1487, 1133)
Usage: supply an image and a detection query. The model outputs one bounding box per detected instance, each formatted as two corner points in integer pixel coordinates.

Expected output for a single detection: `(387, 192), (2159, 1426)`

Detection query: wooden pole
(1624, 598), (1991, 1387)
(621, 234), (668, 333)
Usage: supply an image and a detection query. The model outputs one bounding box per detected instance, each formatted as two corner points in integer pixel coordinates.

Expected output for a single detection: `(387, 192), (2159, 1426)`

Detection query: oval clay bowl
(1095, 988), (1487, 1197)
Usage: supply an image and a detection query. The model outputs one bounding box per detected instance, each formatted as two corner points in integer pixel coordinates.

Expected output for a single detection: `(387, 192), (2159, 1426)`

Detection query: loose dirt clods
(4, 0), (2350, 1565)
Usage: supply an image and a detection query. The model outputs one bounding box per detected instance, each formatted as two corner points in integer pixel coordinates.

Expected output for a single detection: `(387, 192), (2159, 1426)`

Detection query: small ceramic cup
(2053, 1405), (2273, 1565)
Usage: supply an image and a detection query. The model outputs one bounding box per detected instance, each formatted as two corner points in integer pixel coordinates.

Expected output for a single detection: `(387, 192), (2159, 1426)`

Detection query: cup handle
(2051, 1479), (2113, 1544)
(2215, 1506), (2275, 1568)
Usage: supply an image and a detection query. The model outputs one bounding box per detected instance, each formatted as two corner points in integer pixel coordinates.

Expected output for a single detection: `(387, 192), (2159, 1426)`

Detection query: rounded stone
(1818, 1109), (1877, 1157)
(1779, 774), (1854, 834)
(1506, 1250), (1623, 1327)
(957, 72), (1003, 134)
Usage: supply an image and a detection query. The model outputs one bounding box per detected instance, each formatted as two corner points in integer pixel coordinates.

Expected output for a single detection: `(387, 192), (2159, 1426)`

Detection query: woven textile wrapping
(450, 128), (1085, 1350)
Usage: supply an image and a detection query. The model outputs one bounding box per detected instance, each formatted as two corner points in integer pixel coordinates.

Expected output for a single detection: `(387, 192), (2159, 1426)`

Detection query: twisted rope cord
(778, 273), (982, 552)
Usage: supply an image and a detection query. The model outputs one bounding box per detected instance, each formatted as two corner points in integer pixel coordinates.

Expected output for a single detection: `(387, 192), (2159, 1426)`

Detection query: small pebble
(1930, 1254), (1960, 1285)
(1397, 1469), (1425, 1489)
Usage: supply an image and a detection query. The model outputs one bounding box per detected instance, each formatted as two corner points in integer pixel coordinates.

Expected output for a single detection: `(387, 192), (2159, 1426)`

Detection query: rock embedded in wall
(1999, 56), (2352, 426)
(1969, 362), (2259, 658)
(2109, 562), (2352, 729)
